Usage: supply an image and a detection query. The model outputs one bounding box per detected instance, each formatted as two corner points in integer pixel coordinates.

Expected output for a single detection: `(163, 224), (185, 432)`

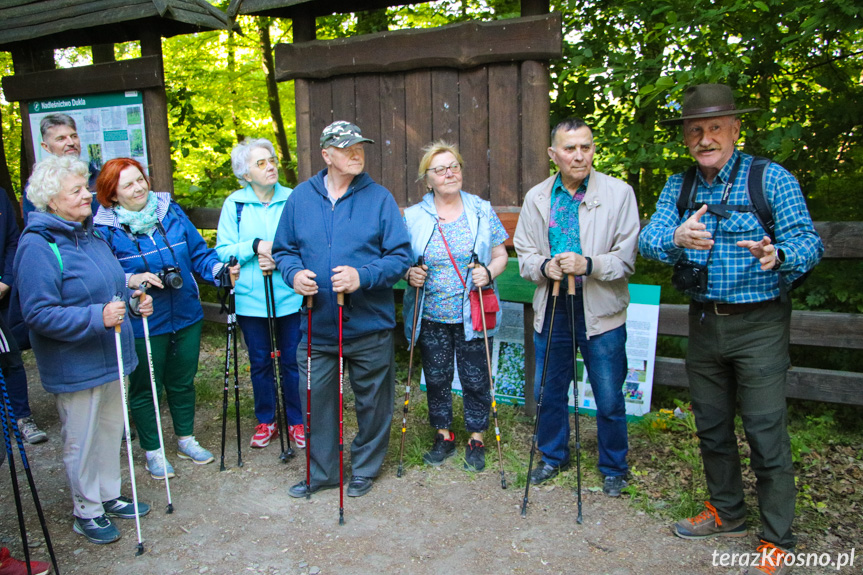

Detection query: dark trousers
(297, 330), (395, 487)
(687, 298), (796, 549)
(0, 311), (30, 420)
(237, 313), (302, 426)
(417, 320), (491, 433)
(533, 289), (629, 477)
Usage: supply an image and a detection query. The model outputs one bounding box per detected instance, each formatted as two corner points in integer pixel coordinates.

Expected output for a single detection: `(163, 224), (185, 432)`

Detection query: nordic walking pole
(337, 291), (345, 526)
(136, 284), (173, 513)
(469, 254), (506, 489)
(0, 374), (60, 575)
(567, 274), (584, 524)
(1, 382), (35, 574)
(220, 257), (241, 471)
(113, 303), (145, 555)
(303, 295), (313, 499)
(264, 271), (294, 461)
(219, 289), (232, 472)
(231, 262), (243, 469)
(521, 280), (561, 517)
(397, 255), (423, 478)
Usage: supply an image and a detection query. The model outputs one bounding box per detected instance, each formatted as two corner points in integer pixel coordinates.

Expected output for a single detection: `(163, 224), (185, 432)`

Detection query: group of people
(4, 81), (821, 575)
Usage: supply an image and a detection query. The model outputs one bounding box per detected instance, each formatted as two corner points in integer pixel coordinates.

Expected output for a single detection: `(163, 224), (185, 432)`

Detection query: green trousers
(686, 298), (796, 550)
(128, 321), (202, 451)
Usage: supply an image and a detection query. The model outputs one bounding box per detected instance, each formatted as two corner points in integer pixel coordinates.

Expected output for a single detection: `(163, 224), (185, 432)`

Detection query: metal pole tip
(135, 543), (145, 556)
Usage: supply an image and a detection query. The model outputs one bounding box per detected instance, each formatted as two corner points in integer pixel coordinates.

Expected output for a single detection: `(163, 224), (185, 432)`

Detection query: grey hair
(26, 155), (89, 212)
(40, 113), (77, 140)
(230, 138), (277, 184)
(550, 117), (591, 146)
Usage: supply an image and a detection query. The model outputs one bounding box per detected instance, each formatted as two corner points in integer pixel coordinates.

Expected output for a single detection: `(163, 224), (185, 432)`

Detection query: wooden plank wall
(295, 61), (544, 209)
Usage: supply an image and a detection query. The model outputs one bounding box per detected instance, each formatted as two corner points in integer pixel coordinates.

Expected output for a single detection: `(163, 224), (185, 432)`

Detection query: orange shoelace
(691, 501), (722, 526)
(754, 541), (789, 574)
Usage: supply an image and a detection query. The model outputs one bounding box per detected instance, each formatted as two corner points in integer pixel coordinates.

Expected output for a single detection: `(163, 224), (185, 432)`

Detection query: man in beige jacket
(514, 118), (639, 497)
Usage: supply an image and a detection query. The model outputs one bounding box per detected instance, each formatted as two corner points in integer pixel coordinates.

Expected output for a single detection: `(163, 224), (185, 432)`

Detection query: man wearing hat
(640, 84), (823, 573)
(273, 121), (412, 498)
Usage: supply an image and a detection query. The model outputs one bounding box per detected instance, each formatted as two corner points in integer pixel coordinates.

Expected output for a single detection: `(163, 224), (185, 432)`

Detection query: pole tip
(166, 504), (174, 514)
(136, 543), (145, 556)
(577, 514), (583, 524)
(339, 516), (345, 526)
(397, 465), (403, 478)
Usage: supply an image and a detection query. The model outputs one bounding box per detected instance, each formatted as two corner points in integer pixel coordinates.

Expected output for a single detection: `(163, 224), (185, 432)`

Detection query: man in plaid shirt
(640, 84), (822, 575)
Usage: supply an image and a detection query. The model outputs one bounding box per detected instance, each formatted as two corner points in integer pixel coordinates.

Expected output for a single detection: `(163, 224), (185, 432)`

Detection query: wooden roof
(227, 0), (425, 19)
(0, 0), (231, 51)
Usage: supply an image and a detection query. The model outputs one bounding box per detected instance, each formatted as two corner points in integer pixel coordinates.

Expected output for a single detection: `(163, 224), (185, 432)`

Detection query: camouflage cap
(320, 121), (374, 149)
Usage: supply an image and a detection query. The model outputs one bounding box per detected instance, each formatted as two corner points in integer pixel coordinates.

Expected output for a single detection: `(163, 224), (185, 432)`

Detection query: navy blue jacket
(14, 211), (137, 394)
(0, 190), (28, 348)
(94, 193), (222, 339)
(273, 169), (412, 345)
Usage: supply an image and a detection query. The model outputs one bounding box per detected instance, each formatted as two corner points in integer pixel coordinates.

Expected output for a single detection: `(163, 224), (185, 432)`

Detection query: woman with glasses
(94, 157), (236, 480)
(216, 138), (305, 450)
(403, 140), (509, 472)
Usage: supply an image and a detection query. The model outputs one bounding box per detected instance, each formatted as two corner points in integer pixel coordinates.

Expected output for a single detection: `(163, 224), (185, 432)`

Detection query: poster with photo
(420, 284), (661, 418)
(29, 91), (148, 173)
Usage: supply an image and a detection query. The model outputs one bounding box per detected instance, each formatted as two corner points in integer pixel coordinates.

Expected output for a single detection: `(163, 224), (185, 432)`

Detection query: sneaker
(177, 437), (214, 465)
(603, 475), (628, 497)
(250, 422), (277, 448)
(463, 439), (486, 472)
(145, 448), (176, 479)
(744, 541), (793, 575)
(423, 432), (456, 466)
(288, 424), (306, 449)
(72, 515), (121, 545)
(0, 546), (50, 575)
(529, 460), (570, 485)
(673, 501), (748, 539)
(16, 418), (47, 445)
(103, 496), (151, 519)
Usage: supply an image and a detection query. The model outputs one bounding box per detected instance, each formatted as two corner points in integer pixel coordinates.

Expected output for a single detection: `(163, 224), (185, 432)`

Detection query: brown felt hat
(659, 83), (760, 126)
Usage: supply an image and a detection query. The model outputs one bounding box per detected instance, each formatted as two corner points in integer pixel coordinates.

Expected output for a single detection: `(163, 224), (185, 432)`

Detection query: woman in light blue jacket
(216, 139), (304, 449)
(403, 141), (508, 473)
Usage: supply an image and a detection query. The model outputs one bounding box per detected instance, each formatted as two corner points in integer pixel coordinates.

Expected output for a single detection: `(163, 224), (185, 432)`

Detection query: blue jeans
(533, 289), (629, 477)
(237, 313), (302, 426)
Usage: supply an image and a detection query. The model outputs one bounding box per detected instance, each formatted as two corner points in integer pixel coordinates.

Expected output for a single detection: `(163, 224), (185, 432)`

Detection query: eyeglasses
(254, 156), (278, 169)
(426, 162), (461, 176)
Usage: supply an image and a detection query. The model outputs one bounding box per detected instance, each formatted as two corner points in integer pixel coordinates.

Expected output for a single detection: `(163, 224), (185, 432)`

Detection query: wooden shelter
(0, 0), (232, 197)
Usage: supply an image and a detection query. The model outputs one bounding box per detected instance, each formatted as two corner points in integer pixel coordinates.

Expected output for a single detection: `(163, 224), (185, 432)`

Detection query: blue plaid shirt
(639, 150), (823, 303)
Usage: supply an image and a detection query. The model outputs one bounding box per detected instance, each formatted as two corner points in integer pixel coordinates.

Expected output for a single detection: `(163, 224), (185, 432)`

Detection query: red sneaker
(249, 422), (277, 448)
(289, 424), (306, 448)
(0, 547), (51, 575)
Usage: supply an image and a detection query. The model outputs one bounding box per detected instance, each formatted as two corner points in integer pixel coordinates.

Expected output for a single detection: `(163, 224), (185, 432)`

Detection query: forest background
(0, 0), (861, 372)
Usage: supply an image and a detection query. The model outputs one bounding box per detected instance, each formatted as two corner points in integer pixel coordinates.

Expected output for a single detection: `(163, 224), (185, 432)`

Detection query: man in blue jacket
(274, 121), (412, 498)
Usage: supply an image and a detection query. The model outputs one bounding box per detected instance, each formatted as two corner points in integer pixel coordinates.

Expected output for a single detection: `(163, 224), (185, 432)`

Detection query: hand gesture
(673, 204), (714, 250)
(737, 236), (779, 271)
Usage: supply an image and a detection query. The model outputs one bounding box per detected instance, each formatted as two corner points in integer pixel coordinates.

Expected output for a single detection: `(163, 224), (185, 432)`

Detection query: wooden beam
(2, 56), (164, 102)
(654, 358), (863, 407)
(140, 31), (173, 195)
(274, 13), (563, 81)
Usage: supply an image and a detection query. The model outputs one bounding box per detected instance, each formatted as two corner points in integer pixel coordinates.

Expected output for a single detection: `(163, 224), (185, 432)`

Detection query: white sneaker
(177, 437), (214, 465)
(145, 448), (175, 479)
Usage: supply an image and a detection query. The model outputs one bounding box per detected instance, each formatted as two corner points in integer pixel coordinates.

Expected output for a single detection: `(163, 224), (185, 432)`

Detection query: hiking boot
(145, 448), (175, 480)
(103, 496), (150, 519)
(177, 437), (214, 464)
(673, 501), (748, 539)
(288, 424), (306, 448)
(744, 541), (794, 575)
(16, 417), (47, 445)
(250, 422), (277, 448)
(287, 480), (338, 499)
(423, 432), (456, 466)
(347, 476), (374, 497)
(529, 460), (570, 485)
(0, 546), (50, 575)
(72, 515), (121, 545)
(463, 439), (486, 472)
(603, 475), (628, 497)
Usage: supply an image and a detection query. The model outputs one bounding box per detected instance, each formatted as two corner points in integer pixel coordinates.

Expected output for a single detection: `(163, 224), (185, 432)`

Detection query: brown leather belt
(690, 299), (777, 316)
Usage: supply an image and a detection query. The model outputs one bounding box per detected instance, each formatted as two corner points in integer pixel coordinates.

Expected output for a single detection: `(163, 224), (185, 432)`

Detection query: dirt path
(0, 356), (852, 575)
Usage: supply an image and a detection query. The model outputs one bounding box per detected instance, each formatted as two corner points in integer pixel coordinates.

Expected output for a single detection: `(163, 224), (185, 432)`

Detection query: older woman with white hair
(14, 155), (154, 545)
(216, 138), (304, 450)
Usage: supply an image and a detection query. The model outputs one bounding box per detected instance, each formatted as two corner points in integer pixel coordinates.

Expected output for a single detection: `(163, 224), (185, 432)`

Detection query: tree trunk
(227, 30), (245, 144)
(0, 105), (18, 217)
(257, 18), (297, 186)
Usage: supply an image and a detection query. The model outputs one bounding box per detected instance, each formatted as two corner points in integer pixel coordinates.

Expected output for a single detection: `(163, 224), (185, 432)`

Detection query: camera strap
(699, 156), (742, 270)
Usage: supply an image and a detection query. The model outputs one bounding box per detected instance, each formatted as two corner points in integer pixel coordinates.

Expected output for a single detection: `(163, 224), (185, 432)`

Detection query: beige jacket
(513, 169), (639, 337)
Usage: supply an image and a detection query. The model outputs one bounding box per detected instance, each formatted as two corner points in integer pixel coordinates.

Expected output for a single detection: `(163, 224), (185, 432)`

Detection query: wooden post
(11, 43), (54, 197)
(292, 12), (316, 183)
(140, 30), (173, 195)
(523, 304), (536, 416)
(91, 44), (115, 64)
(521, 0), (550, 17)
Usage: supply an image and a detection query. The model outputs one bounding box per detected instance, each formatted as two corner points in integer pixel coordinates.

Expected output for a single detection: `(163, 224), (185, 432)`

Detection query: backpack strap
(235, 202), (245, 232)
(25, 229), (62, 274)
(745, 156), (774, 241)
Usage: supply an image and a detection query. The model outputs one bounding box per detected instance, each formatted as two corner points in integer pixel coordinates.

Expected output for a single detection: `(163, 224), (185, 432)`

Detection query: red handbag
(439, 226), (500, 331)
